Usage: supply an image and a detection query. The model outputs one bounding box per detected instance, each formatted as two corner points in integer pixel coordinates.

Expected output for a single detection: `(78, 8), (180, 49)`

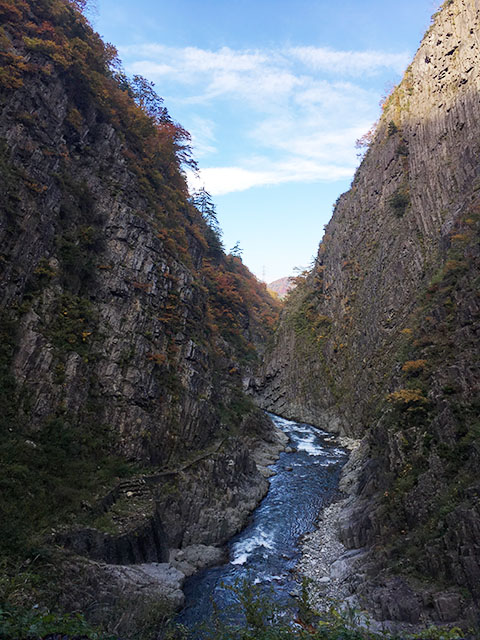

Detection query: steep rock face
(0, 0), (280, 605)
(258, 0), (480, 432)
(0, 66), (275, 463)
(257, 0), (480, 625)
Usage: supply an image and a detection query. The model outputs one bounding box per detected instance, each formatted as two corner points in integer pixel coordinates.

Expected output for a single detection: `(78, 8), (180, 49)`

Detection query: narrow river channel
(176, 413), (349, 629)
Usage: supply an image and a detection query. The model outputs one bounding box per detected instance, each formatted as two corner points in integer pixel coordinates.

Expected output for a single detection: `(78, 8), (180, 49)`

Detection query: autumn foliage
(0, 0), (193, 200)
(0, 0), (281, 374)
(401, 359), (427, 374)
(386, 388), (428, 409)
(202, 256), (281, 362)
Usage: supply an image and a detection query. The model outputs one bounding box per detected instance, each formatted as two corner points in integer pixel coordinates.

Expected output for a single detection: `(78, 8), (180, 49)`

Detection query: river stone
(433, 593), (463, 623)
(169, 545), (226, 576)
(104, 562), (186, 609)
(330, 558), (350, 580)
(259, 467), (276, 478)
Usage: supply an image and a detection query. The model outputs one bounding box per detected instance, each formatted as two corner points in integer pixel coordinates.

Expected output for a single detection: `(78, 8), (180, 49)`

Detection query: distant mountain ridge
(267, 276), (295, 298)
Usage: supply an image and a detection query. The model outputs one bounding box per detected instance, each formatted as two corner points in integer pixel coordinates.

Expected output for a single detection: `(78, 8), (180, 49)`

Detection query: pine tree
(191, 187), (220, 232)
(230, 241), (243, 259)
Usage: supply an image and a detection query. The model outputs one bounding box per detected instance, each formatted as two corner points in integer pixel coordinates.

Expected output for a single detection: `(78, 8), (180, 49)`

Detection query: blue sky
(90, 0), (441, 283)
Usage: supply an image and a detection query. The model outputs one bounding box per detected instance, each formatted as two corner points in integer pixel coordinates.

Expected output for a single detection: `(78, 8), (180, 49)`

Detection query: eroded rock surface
(259, 0), (480, 628)
(0, 0), (280, 626)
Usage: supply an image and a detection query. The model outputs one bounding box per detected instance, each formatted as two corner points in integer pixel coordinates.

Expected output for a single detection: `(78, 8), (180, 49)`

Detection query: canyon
(0, 0), (479, 637)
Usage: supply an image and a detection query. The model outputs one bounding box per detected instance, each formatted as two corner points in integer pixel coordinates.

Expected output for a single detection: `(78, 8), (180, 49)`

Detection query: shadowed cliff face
(0, 76), (277, 463)
(0, 0), (280, 570)
(257, 0), (480, 624)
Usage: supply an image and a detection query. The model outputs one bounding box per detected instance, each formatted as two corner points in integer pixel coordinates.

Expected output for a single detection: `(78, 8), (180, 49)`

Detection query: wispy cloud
(188, 116), (217, 157)
(288, 46), (409, 75)
(188, 161), (355, 196)
(121, 43), (408, 195)
(122, 43), (409, 79)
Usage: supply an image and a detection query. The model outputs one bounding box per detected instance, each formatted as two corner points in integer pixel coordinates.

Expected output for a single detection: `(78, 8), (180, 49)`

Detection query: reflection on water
(176, 413), (348, 629)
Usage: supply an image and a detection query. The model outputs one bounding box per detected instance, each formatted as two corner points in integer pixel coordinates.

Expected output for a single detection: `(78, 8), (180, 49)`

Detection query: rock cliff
(257, 0), (480, 628)
(0, 0), (281, 628)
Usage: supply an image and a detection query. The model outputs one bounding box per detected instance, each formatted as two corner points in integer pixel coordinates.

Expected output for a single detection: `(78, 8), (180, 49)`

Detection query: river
(176, 412), (349, 630)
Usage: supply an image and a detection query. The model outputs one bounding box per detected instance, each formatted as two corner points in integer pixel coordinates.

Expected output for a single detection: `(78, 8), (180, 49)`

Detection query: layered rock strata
(0, 0), (280, 626)
(257, 0), (480, 628)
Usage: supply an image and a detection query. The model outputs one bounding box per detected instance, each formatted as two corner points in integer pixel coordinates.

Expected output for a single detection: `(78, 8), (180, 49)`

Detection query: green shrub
(164, 580), (465, 640)
(387, 120), (398, 136)
(0, 604), (115, 640)
(396, 141), (409, 157)
(388, 188), (410, 217)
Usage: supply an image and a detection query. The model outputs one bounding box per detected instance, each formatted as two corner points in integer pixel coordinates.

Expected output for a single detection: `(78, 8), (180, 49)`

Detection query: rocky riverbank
(296, 435), (362, 612)
(297, 432), (473, 631)
(48, 418), (289, 631)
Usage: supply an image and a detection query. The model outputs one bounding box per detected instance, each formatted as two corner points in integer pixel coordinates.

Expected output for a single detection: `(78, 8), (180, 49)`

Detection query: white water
(177, 413), (348, 629)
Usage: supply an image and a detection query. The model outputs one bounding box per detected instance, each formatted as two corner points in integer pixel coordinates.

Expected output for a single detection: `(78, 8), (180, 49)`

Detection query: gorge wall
(257, 0), (480, 627)
(0, 0), (282, 626)
(2, 0), (480, 635)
